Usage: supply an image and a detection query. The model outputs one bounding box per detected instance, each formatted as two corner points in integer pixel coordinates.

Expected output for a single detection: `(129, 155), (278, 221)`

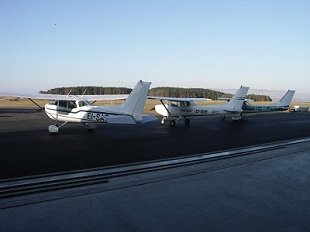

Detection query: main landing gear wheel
(232, 113), (243, 121)
(221, 115), (226, 121)
(184, 118), (190, 125)
(170, 120), (176, 127)
(84, 123), (96, 132)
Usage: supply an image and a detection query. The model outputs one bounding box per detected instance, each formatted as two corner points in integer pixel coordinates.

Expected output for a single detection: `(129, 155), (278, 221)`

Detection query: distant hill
(213, 88), (310, 102)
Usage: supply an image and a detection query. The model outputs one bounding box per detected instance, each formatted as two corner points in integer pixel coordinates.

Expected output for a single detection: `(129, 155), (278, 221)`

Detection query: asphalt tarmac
(1, 109), (310, 179)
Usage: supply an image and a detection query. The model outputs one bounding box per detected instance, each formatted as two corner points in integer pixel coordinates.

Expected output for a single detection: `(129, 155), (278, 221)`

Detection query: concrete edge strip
(1, 137), (310, 189)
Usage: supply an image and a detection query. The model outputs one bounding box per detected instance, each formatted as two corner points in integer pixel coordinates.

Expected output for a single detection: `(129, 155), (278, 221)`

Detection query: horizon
(32, 85), (310, 101)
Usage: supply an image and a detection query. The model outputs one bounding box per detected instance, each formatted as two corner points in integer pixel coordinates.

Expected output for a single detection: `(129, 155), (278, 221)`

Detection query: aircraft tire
(221, 115), (226, 121)
(185, 118), (190, 125)
(170, 120), (176, 127)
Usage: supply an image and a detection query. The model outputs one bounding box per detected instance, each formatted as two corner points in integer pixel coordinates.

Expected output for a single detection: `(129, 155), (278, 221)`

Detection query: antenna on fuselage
(67, 89), (73, 97)
(82, 89), (88, 96)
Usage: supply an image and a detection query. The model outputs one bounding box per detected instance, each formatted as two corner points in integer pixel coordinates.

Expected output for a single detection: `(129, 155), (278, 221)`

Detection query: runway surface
(1, 138), (310, 231)
(1, 109), (310, 179)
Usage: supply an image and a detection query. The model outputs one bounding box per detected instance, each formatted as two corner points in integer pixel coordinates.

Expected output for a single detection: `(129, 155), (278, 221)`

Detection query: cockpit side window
(180, 101), (190, 107)
(58, 100), (77, 109)
(68, 101), (77, 109)
(58, 100), (67, 107)
(170, 101), (179, 107)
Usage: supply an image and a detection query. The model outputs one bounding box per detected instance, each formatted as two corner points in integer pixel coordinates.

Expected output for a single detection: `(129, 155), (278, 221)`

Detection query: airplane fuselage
(155, 103), (232, 118)
(45, 100), (136, 124)
(151, 86), (249, 127)
(0, 80), (154, 134)
(241, 104), (289, 113)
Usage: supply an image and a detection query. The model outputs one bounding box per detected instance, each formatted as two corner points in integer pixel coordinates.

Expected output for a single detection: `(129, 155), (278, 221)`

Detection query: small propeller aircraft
(242, 90), (295, 113)
(0, 80), (157, 134)
(148, 86), (249, 127)
(220, 90), (295, 113)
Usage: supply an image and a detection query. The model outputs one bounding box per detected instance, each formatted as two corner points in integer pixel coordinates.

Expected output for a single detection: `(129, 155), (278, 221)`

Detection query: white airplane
(242, 90), (295, 113)
(148, 86), (249, 127)
(219, 90), (295, 113)
(0, 80), (156, 134)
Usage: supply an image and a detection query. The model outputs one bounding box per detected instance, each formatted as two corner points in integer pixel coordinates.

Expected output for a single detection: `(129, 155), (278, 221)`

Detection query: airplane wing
(0, 91), (128, 101)
(218, 97), (253, 103)
(148, 96), (210, 102)
(77, 94), (128, 101)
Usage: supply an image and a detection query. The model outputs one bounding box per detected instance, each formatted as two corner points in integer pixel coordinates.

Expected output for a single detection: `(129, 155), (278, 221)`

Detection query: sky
(0, 0), (309, 93)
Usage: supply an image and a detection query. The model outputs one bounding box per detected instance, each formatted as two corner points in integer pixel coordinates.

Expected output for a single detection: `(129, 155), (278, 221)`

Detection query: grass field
(1, 98), (309, 114)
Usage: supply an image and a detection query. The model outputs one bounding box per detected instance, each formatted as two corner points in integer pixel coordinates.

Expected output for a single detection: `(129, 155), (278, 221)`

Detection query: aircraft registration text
(195, 110), (208, 114)
(87, 112), (107, 122)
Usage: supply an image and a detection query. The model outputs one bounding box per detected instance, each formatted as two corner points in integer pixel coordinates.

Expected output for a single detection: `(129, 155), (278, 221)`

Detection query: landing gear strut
(232, 113), (243, 121)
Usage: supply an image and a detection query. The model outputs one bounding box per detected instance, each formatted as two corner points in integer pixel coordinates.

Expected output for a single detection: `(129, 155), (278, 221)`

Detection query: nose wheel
(48, 122), (68, 134)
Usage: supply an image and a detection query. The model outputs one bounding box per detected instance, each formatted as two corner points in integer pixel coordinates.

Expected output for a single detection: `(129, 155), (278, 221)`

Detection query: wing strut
(160, 99), (171, 115)
(27, 98), (44, 110)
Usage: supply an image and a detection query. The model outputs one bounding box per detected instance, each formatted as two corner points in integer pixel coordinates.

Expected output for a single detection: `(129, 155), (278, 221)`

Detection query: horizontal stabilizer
(103, 115), (136, 124)
(141, 114), (158, 123)
(223, 108), (242, 113)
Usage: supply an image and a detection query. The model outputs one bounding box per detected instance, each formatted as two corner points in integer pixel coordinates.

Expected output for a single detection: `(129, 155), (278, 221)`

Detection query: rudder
(278, 90), (295, 106)
(122, 80), (152, 121)
(226, 86), (249, 112)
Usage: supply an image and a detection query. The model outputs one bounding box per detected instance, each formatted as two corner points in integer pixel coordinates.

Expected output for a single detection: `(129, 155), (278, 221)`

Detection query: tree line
(40, 87), (132, 95)
(148, 87), (224, 99)
(40, 86), (272, 101)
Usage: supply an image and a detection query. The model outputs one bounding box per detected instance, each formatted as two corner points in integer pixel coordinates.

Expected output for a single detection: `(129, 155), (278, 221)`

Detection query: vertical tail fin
(225, 86), (249, 112)
(122, 80), (151, 121)
(277, 90), (295, 106)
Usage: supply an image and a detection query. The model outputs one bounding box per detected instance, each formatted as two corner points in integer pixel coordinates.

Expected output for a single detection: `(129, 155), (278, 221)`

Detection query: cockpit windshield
(78, 100), (91, 107)
(243, 101), (251, 106)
